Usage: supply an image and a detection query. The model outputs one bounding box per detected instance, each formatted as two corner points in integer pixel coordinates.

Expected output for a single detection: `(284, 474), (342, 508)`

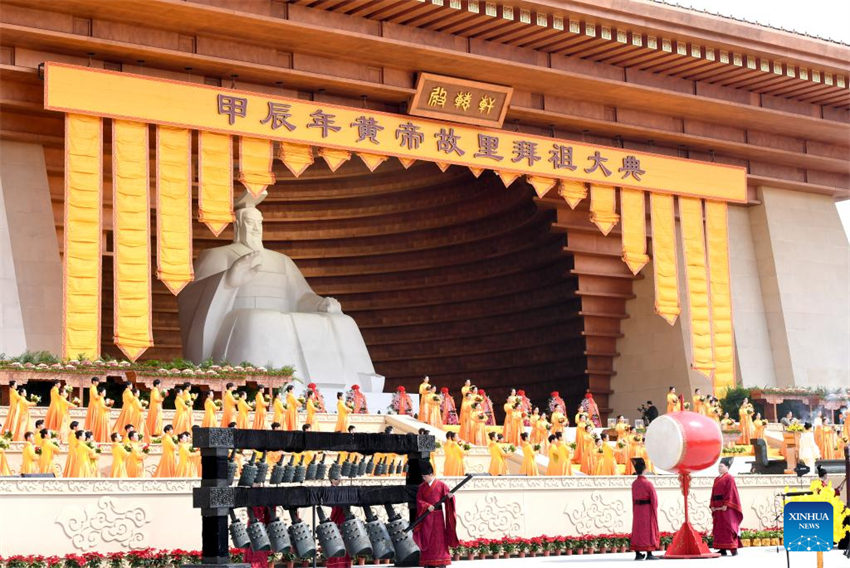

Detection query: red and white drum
(645, 411), (722, 473)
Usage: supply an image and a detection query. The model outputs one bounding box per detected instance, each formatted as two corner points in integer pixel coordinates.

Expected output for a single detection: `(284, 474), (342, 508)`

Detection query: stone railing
(0, 473), (797, 555)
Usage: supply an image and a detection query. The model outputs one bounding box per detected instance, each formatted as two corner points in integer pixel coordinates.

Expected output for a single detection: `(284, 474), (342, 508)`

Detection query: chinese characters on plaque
(408, 72), (512, 127)
(216, 93), (649, 181)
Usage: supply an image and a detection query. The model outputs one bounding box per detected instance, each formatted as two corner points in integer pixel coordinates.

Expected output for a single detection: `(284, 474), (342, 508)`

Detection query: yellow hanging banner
(589, 184), (619, 236)
(155, 126), (194, 295)
(63, 114), (102, 360)
(558, 180), (587, 209)
(649, 192), (680, 325)
(44, 63), (747, 203)
(238, 137), (275, 197)
(620, 188), (649, 275)
(705, 200), (736, 393)
(679, 196), (714, 377)
(112, 120), (152, 361)
(198, 131), (234, 236)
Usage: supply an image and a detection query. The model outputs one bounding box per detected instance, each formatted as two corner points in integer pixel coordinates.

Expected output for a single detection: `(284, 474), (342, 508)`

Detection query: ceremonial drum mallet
(645, 411), (722, 559)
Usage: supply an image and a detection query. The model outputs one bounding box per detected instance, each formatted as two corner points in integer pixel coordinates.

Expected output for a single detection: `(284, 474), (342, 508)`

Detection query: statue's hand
(319, 297), (342, 314)
(225, 251), (262, 288)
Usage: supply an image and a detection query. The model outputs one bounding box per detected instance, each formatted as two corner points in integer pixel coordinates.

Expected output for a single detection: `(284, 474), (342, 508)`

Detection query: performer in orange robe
(175, 432), (198, 477)
(487, 432), (507, 476)
(145, 380), (165, 442)
(427, 387), (443, 428)
(458, 392), (473, 441)
(412, 462), (458, 567)
(284, 385), (299, 431)
(470, 403), (488, 446)
(692, 388), (705, 415)
(0, 444), (10, 476)
(38, 428), (62, 474)
(110, 433), (129, 478)
(417, 377), (431, 419)
(595, 433), (618, 475)
(305, 391), (319, 430)
(83, 378), (100, 431)
(501, 390), (517, 442)
(442, 431), (465, 476)
(573, 413), (587, 464)
(519, 433), (538, 476)
(202, 391), (218, 428)
(173, 385), (193, 433)
(630, 457), (659, 559)
(665, 387), (680, 414)
(235, 392), (251, 430)
(91, 387), (112, 443)
(546, 435), (562, 475)
(752, 413), (766, 440)
(580, 424), (596, 475)
(1, 381), (21, 436)
(252, 388), (268, 430)
(125, 431), (145, 478)
(154, 425), (177, 477)
(710, 457), (742, 556)
(44, 382), (63, 431)
(334, 392), (352, 432)
(12, 389), (35, 441)
(220, 383), (237, 428)
(20, 431), (39, 474)
(112, 383), (135, 435)
(440, 387), (459, 425)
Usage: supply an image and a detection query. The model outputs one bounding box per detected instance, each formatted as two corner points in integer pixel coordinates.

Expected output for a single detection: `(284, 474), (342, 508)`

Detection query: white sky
(662, 0), (850, 239)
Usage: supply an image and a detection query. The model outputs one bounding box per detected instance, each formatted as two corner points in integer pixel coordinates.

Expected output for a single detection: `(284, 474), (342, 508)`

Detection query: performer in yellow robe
(442, 432), (465, 476)
(502, 390), (517, 442)
(252, 389), (268, 430)
(1, 381), (21, 436)
(533, 414), (550, 455)
(546, 435), (562, 475)
(44, 382), (62, 431)
(125, 432), (145, 478)
(487, 432), (507, 476)
(557, 435), (572, 475)
(110, 433), (129, 478)
(112, 384), (135, 435)
(77, 432), (100, 478)
(692, 389), (705, 415)
(509, 403), (524, 446)
(38, 429), (62, 475)
(67, 431), (88, 477)
(666, 387), (680, 414)
(20, 432), (38, 474)
(470, 403), (488, 446)
(220, 383), (237, 428)
(458, 393), (473, 442)
(0, 445), (10, 476)
(738, 399), (754, 444)
(55, 392), (78, 443)
(595, 434), (618, 475)
(823, 422), (838, 460)
(417, 376), (431, 419)
(202, 391), (218, 428)
(579, 425), (596, 475)
(63, 424), (81, 477)
(573, 414), (587, 464)
(752, 414), (766, 440)
(170, 385), (189, 433)
(427, 388), (443, 429)
(84, 378), (99, 431)
(91, 387), (112, 443)
(519, 433), (539, 476)
(305, 392), (319, 430)
(272, 391), (286, 427)
(175, 432), (197, 477)
(284, 385), (299, 431)
(154, 425), (178, 477)
(145, 380), (165, 443)
(334, 393), (352, 433)
(12, 389), (35, 441)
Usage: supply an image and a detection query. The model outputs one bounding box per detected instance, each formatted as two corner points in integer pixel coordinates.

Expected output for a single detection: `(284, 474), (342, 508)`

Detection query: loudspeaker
(21, 473), (56, 478)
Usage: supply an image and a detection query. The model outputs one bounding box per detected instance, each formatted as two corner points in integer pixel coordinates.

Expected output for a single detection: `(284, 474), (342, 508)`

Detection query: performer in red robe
(413, 462), (459, 567)
(710, 457), (742, 556)
(440, 387), (459, 425)
(630, 457), (659, 560)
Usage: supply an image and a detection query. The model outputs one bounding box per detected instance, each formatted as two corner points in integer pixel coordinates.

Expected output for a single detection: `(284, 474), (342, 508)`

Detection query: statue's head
(234, 207), (264, 251)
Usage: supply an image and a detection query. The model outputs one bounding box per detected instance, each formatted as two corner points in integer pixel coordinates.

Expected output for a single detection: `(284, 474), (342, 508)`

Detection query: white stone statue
(177, 194), (378, 390)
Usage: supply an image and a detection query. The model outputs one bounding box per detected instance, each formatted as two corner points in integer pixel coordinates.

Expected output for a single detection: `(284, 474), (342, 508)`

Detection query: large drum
(645, 411), (722, 472)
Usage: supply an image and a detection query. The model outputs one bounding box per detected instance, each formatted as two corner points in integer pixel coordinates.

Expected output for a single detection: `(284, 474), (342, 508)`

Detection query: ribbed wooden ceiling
(101, 157), (590, 408)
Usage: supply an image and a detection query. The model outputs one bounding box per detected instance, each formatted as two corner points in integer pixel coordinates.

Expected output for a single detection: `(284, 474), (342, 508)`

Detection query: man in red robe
(710, 457), (742, 556)
(413, 462), (458, 567)
(630, 457), (659, 560)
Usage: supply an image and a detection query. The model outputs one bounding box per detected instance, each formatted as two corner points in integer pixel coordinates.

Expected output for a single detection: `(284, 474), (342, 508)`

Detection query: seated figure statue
(177, 198), (377, 389)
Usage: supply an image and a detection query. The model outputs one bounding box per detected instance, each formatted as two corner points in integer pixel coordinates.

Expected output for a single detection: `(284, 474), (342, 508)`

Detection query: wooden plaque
(408, 72), (512, 127)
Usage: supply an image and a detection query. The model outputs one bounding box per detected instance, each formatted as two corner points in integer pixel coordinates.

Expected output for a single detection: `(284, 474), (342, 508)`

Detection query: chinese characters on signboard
(217, 93), (649, 181)
(408, 73), (512, 127)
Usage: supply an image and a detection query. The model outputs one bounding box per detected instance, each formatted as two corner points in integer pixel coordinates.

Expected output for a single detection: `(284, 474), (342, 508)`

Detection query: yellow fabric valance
(620, 188), (649, 275)
(198, 131), (234, 236)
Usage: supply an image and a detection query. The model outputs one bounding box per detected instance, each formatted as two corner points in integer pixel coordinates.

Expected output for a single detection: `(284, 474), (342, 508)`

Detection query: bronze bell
(374, 457), (386, 476)
(340, 456), (353, 478)
(282, 454), (296, 483)
(356, 455), (368, 477)
(238, 452), (259, 487)
(365, 456), (375, 475)
(315, 453), (328, 480)
(328, 461), (342, 481)
(266, 507), (291, 553)
(247, 508), (271, 551)
(340, 506), (372, 558)
(287, 509), (317, 559)
(254, 451), (269, 485)
(293, 455), (307, 483)
(347, 456), (359, 478)
(228, 509), (251, 549)
(314, 506), (347, 558)
(384, 504), (420, 565)
(362, 506), (394, 560)
(305, 454), (318, 481)
(226, 449), (239, 485)
(270, 458), (286, 484)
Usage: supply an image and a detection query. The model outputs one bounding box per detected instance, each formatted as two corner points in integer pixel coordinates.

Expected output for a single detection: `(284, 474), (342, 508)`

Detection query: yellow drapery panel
(620, 188), (649, 275)
(558, 180), (587, 209)
(527, 176), (557, 198)
(497, 170), (521, 187)
(277, 142), (314, 177)
(198, 131), (234, 236)
(649, 193), (680, 324)
(589, 184), (619, 236)
(238, 137), (275, 198)
(112, 120), (152, 361)
(705, 200), (735, 394)
(63, 114), (102, 360)
(358, 152), (388, 172)
(398, 157), (417, 169)
(155, 126), (194, 295)
(318, 147), (351, 172)
(679, 196), (714, 377)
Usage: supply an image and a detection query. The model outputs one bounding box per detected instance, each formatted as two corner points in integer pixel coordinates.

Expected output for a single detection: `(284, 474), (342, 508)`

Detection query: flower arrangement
(785, 422), (804, 432)
(28, 394), (41, 404)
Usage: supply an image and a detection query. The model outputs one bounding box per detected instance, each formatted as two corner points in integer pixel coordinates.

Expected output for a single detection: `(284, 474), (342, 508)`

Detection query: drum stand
(663, 472), (720, 559)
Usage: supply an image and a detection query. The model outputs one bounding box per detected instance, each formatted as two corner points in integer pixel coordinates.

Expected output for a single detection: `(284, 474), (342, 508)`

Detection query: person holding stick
(412, 462), (459, 567)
